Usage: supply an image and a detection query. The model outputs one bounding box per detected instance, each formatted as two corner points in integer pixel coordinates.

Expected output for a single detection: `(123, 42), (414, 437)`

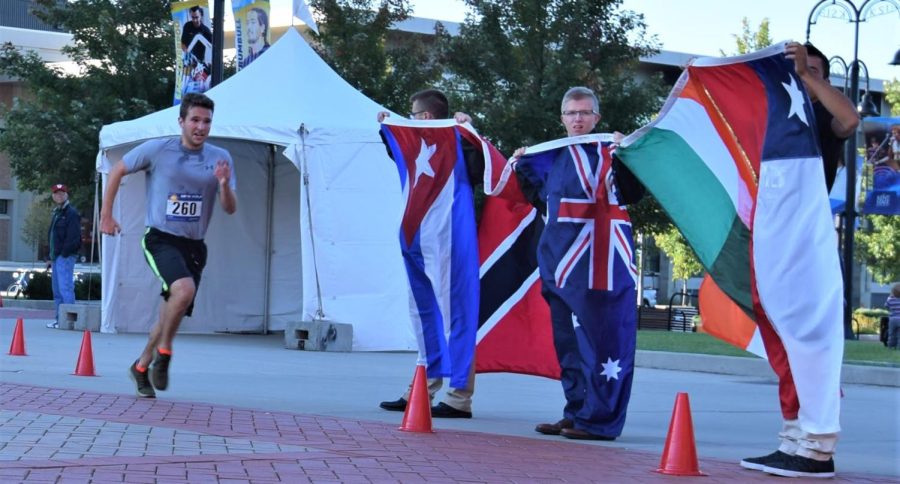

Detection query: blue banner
(171, 0), (212, 104)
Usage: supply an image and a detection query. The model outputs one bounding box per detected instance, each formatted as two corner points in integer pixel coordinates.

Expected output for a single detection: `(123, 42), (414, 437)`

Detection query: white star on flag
(781, 75), (809, 126)
(571, 314), (581, 329)
(600, 357), (622, 381)
(414, 139), (437, 186)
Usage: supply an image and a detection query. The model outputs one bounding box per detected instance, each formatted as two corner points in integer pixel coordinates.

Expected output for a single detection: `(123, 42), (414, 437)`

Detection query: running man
(100, 92), (237, 398)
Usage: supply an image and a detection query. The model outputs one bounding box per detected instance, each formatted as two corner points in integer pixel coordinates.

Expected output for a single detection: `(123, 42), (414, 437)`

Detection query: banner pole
(211, 0), (225, 86)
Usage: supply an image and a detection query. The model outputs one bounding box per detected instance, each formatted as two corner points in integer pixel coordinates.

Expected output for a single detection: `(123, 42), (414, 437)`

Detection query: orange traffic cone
(8, 318), (26, 356)
(657, 392), (705, 476)
(73, 330), (97, 377)
(399, 365), (433, 433)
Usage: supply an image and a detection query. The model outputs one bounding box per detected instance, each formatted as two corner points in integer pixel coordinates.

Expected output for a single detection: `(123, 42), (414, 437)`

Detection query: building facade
(1, 1), (71, 262)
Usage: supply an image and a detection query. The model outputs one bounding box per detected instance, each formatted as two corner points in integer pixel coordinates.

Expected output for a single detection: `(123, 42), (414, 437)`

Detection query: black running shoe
(149, 350), (171, 391)
(763, 454), (835, 478)
(740, 450), (789, 471)
(129, 361), (156, 398)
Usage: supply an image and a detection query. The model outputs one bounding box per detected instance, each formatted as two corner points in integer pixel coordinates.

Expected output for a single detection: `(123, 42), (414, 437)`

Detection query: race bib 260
(166, 193), (203, 222)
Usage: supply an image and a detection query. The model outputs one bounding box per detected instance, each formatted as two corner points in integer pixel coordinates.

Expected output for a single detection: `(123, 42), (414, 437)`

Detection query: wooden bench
(638, 307), (671, 331)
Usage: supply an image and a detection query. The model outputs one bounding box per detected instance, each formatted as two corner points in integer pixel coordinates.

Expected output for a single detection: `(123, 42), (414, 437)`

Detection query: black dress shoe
(560, 427), (616, 441)
(431, 402), (472, 418)
(535, 418), (574, 435)
(379, 397), (407, 411)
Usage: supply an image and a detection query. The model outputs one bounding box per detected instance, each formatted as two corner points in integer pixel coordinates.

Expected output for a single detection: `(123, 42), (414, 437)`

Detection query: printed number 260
(172, 202), (197, 216)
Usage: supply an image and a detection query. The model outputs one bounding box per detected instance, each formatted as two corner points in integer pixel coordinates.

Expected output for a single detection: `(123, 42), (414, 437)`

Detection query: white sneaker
(46, 321), (59, 329)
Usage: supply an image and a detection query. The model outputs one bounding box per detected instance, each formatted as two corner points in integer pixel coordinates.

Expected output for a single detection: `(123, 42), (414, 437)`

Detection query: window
(0, 200), (8, 215)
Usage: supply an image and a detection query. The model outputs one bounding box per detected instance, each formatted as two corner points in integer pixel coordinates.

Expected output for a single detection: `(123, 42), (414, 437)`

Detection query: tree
(0, 0), (174, 211)
(721, 17), (772, 56)
(439, 0), (666, 154)
(308, 0), (443, 114)
(856, 215), (900, 284)
(21, 197), (54, 262)
(885, 79), (899, 117)
(653, 227), (703, 302)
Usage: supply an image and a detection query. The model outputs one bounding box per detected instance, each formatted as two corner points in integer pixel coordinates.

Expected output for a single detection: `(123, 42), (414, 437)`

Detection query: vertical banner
(172, 0), (213, 105)
(863, 120), (900, 216)
(234, 0), (271, 70)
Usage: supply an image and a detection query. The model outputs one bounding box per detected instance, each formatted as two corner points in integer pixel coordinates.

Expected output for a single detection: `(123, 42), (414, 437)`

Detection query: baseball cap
(52, 184), (67, 193)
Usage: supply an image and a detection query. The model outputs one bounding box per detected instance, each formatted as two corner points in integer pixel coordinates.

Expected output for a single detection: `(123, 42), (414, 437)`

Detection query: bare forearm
(801, 72), (859, 138)
(219, 183), (237, 214)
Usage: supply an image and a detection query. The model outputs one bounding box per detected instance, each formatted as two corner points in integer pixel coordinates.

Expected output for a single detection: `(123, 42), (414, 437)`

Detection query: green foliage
(856, 307), (890, 317)
(23, 271), (52, 300)
(853, 307), (889, 335)
(885, 78), (900, 116)
(308, 0), (443, 114)
(21, 197), (54, 260)
(652, 227), (702, 281)
(75, 273), (101, 301)
(438, 0), (667, 154)
(721, 17), (772, 56)
(0, 0), (174, 210)
(637, 330), (900, 365)
(856, 215), (900, 284)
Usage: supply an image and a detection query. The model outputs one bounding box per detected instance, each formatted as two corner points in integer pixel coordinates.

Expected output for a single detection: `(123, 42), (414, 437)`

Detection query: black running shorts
(141, 227), (207, 317)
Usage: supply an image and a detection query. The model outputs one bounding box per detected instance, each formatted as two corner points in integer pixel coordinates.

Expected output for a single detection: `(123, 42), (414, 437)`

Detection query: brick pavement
(0, 383), (895, 483)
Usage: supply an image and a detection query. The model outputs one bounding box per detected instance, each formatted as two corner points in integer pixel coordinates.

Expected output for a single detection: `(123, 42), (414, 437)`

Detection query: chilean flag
(380, 118), (480, 389)
(617, 43), (844, 435)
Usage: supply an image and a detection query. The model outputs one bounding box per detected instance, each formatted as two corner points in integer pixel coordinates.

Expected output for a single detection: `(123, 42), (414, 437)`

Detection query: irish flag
(616, 43), (844, 435)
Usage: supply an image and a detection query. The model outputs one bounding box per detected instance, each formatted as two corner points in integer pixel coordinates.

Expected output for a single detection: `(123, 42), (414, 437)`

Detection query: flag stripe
(479, 213), (541, 324)
(655, 97), (743, 214)
(691, 63), (768, 173)
(617, 128), (738, 268)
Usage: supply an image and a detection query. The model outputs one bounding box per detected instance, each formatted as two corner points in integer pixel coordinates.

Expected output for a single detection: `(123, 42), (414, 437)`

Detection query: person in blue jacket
(46, 183), (81, 328)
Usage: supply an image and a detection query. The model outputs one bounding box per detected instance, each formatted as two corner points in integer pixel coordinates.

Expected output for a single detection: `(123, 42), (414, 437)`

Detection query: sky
(259, 0), (899, 81)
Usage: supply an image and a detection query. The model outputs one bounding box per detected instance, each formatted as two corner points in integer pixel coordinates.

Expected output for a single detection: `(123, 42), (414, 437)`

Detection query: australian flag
(380, 118), (480, 389)
(516, 134), (638, 436)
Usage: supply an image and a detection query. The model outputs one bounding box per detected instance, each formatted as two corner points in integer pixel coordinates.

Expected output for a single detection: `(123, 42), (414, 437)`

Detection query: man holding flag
(509, 87), (644, 440)
(377, 89), (487, 419)
(739, 41), (858, 478)
(615, 42), (858, 478)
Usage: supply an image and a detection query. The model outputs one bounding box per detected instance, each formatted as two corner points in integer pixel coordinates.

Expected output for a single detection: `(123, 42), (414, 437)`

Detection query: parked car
(642, 288), (657, 307)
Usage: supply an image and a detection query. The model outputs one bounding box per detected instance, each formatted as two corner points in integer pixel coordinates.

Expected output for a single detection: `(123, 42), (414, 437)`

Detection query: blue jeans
(52, 255), (76, 315)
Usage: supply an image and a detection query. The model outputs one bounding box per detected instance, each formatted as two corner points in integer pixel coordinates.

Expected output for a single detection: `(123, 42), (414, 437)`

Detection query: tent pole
(300, 124), (326, 320)
(263, 145), (276, 335)
(88, 171), (100, 301)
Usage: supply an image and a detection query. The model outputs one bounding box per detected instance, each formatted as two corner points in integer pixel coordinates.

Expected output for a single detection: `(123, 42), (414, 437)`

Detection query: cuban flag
(617, 42), (844, 435)
(380, 118), (486, 388)
(515, 134), (638, 435)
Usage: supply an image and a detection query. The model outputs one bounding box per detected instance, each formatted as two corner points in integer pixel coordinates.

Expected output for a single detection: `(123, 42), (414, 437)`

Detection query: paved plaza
(1, 310), (898, 482)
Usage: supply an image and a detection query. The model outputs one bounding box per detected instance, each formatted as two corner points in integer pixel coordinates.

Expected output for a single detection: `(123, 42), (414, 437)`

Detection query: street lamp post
(806, 0), (900, 339)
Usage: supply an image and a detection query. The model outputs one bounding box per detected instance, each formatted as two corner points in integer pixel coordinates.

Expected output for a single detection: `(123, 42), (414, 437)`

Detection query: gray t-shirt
(122, 137), (236, 240)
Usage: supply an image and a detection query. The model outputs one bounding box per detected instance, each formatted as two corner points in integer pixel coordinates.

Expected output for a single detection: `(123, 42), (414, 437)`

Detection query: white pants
(778, 419), (839, 461)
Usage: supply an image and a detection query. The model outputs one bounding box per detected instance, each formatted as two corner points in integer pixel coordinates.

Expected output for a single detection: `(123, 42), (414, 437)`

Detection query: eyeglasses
(409, 110), (427, 119)
(562, 110), (597, 119)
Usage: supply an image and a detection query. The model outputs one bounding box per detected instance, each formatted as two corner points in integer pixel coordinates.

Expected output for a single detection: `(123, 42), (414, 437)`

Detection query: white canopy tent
(96, 28), (415, 351)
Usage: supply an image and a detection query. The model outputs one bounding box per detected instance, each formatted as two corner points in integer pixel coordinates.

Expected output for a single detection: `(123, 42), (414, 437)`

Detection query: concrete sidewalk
(2, 312), (899, 482)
